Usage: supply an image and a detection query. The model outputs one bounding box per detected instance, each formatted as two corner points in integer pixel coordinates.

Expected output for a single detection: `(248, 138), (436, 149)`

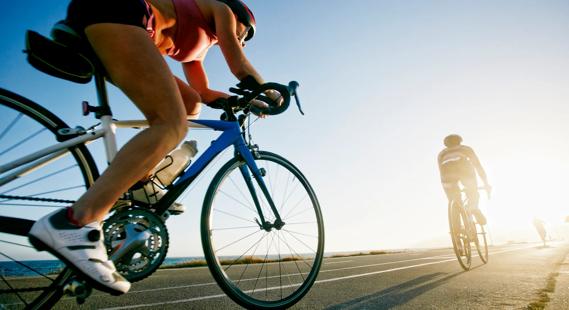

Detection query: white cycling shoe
(28, 208), (131, 295)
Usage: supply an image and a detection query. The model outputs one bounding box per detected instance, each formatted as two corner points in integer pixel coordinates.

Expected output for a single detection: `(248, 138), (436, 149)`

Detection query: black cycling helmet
(217, 0), (256, 41)
(444, 134), (463, 147)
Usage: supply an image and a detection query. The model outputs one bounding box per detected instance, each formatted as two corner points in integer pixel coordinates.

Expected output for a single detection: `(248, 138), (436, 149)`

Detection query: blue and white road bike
(0, 25), (324, 309)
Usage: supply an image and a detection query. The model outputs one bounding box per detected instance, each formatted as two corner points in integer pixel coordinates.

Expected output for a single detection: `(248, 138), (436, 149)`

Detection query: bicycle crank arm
(110, 223), (151, 262)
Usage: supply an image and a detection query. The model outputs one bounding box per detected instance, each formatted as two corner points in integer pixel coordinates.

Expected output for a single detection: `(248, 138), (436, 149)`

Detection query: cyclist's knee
(148, 115), (187, 144)
(182, 89), (202, 117)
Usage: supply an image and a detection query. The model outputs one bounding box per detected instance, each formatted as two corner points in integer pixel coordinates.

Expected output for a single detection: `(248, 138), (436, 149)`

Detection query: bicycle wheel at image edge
(201, 151), (324, 309)
(474, 223), (488, 264)
(448, 201), (472, 271)
(0, 88), (98, 309)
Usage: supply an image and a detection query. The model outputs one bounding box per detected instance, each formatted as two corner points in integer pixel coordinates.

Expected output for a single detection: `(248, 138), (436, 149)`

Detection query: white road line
(100, 245), (535, 309)
(325, 260), (353, 265)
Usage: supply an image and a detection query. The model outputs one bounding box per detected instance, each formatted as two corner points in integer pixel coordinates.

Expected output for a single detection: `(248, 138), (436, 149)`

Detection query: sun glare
(484, 150), (569, 242)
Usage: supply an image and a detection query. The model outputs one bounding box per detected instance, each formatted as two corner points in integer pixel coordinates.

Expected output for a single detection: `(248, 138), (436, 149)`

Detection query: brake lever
(288, 81), (304, 115)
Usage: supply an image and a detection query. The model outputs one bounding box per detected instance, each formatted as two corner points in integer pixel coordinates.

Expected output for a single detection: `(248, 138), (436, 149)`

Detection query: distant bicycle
(448, 187), (490, 270)
(0, 25), (324, 309)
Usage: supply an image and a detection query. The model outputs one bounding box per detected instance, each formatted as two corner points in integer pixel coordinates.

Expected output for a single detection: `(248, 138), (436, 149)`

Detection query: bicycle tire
(0, 88), (98, 309)
(201, 151), (324, 309)
(448, 201), (472, 271)
(474, 223), (488, 264)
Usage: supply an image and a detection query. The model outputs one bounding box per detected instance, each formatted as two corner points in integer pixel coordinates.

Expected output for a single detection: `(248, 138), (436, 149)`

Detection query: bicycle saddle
(25, 21), (96, 84)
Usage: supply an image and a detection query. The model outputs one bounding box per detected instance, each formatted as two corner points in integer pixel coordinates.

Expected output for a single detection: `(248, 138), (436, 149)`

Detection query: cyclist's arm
(212, 2), (264, 84)
(182, 61), (228, 103)
(437, 152), (444, 172)
(465, 146), (489, 185)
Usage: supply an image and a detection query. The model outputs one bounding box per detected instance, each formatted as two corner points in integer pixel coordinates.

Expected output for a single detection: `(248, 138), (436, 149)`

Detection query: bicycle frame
(0, 106), (283, 230)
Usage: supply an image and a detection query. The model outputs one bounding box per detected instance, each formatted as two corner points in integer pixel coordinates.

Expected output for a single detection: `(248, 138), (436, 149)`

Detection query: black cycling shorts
(66, 0), (151, 35)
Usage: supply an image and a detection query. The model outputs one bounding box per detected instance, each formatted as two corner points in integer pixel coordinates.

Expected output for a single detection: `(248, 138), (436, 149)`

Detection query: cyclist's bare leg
(443, 181), (462, 226)
(462, 178), (479, 210)
(175, 76), (202, 119)
(72, 24), (188, 225)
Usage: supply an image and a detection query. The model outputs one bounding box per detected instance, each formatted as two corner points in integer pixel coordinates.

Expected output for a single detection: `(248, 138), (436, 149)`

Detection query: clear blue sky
(1, 1), (569, 256)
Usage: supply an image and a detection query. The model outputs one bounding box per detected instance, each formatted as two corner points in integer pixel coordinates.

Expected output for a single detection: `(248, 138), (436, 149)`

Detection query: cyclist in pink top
(29, 0), (280, 295)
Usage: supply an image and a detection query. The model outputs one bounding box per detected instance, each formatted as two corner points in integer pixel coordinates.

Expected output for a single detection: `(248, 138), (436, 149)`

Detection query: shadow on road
(326, 269), (471, 310)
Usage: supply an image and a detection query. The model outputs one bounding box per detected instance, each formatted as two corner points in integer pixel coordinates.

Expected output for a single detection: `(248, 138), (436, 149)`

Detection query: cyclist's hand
(249, 90), (283, 118)
(250, 99), (269, 109)
(265, 90), (284, 106)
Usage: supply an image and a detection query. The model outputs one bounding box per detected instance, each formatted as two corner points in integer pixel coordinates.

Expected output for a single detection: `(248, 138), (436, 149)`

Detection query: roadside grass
(526, 271), (559, 310)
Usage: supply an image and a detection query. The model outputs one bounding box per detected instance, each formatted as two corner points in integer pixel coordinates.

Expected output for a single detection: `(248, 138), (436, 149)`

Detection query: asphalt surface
(25, 242), (569, 309)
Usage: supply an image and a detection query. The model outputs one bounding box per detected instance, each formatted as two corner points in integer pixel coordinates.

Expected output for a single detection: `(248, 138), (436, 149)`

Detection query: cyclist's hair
(444, 134), (463, 147)
(217, 0), (256, 41)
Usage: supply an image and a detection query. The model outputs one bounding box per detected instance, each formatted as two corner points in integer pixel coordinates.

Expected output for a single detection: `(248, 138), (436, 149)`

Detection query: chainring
(103, 208), (169, 282)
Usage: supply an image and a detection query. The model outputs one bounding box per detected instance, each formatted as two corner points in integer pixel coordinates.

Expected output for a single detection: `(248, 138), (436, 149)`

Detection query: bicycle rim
(0, 88), (98, 308)
(448, 202), (471, 270)
(201, 151), (324, 309)
(475, 224), (488, 264)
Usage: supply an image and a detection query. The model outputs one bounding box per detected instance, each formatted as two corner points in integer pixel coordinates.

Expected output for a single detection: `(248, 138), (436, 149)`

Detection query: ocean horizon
(0, 256), (205, 277)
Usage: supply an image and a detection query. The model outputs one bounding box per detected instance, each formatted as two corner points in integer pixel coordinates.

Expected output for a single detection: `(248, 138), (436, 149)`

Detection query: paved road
(51, 242), (569, 309)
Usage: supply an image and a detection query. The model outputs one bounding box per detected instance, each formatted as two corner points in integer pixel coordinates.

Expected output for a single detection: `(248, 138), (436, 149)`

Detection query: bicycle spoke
(218, 189), (258, 215)
(277, 233), (308, 281)
(283, 195), (309, 219)
(222, 232), (267, 272)
(227, 174), (257, 213)
(213, 208), (257, 225)
(236, 233), (265, 285)
(0, 251), (54, 281)
(0, 113), (23, 142)
(1, 272), (29, 307)
(252, 233), (276, 295)
(212, 225), (260, 232)
(282, 229), (317, 255)
(217, 229), (264, 259)
(286, 203), (313, 221)
(0, 128), (46, 157)
(286, 221), (317, 226)
(0, 239), (34, 248)
(1, 164), (78, 195)
(282, 229), (318, 239)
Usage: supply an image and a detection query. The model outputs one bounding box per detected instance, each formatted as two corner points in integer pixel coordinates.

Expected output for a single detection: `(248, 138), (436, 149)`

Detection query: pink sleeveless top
(147, 0), (218, 62)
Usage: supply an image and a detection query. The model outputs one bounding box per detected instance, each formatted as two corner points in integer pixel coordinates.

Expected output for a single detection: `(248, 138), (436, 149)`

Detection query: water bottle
(152, 140), (198, 187)
(132, 140), (197, 205)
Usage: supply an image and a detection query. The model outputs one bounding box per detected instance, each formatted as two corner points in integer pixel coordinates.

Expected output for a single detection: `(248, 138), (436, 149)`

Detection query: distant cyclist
(29, 0), (280, 296)
(438, 134), (491, 225)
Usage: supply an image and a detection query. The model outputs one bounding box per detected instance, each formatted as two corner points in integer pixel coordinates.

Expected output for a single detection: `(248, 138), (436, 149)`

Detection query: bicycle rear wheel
(474, 223), (488, 264)
(201, 151), (324, 309)
(0, 88), (98, 308)
(448, 201), (472, 271)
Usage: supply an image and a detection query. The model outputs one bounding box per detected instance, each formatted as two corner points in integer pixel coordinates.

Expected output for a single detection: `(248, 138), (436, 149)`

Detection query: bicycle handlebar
(208, 77), (303, 118)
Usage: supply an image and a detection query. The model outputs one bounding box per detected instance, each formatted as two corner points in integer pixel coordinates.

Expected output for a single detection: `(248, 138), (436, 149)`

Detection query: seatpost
(94, 73), (112, 116)
(94, 72), (118, 163)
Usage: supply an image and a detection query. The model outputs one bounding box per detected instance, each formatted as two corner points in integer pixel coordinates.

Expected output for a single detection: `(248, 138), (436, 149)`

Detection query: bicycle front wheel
(475, 223), (488, 264)
(448, 201), (472, 271)
(201, 151), (324, 309)
(0, 88), (98, 308)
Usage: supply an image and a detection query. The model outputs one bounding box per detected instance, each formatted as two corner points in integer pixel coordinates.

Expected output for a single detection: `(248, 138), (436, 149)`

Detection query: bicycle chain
(0, 194), (74, 204)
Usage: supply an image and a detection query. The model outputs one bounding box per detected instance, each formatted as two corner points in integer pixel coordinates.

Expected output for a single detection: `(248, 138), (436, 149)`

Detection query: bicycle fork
(237, 144), (285, 232)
